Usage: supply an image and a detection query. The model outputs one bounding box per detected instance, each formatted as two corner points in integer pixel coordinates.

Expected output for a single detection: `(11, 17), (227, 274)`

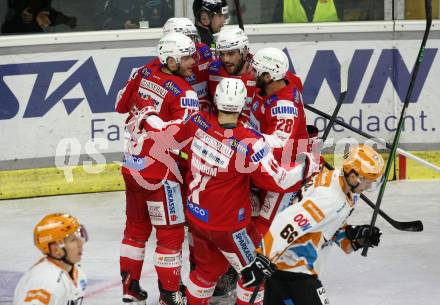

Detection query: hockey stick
(233, 0), (245, 30)
(361, 0), (433, 256)
(304, 103), (440, 173)
(321, 61), (348, 141)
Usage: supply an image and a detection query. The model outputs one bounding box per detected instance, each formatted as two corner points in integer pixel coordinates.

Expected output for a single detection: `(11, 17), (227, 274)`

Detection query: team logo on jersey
(180, 97), (200, 110)
(191, 113), (211, 131)
(232, 229), (256, 264)
(271, 104), (298, 117)
(250, 144), (270, 163)
(187, 200), (209, 222)
(164, 80), (182, 96)
(227, 137), (249, 155)
(141, 67), (152, 78)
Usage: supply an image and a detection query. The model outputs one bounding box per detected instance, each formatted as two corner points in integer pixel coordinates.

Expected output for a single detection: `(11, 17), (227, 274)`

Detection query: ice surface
(1, 180), (439, 305)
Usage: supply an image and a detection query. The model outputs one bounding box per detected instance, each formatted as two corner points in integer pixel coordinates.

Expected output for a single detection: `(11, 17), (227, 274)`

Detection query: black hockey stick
(361, 0), (432, 256)
(233, 0), (245, 30)
(305, 104), (423, 232)
(321, 62), (348, 141)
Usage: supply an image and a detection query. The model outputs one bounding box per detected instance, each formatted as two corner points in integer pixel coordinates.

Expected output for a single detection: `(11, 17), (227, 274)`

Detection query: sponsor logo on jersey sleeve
(232, 228), (256, 265)
(252, 101), (259, 112)
(180, 97), (200, 110)
(187, 200), (209, 222)
(250, 143), (271, 163)
(164, 80), (182, 96)
(271, 100), (298, 118)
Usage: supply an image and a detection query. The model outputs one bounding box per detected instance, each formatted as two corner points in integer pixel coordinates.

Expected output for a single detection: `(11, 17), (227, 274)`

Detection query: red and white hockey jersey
(115, 63), (199, 182)
(207, 59), (256, 116)
(13, 257), (87, 305)
(168, 111), (307, 231)
(250, 71), (309, 166)
(259, 169), (357, 276)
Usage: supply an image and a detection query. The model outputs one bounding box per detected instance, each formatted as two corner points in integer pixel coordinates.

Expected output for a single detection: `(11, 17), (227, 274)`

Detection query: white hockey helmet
(163, 17), (198, 39)
(215, 27), (248, 54)
(252, 47), (289, 81)
(157, 32), (197, 65)
(215, 78), (247, 113)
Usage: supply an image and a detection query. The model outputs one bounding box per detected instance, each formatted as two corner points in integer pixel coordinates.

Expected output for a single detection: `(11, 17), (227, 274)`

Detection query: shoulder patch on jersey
(271, 100), (298, 118)
(208, 60), (222, 74)
(191, 113), (211, 131)
(163, 80), (182, 96)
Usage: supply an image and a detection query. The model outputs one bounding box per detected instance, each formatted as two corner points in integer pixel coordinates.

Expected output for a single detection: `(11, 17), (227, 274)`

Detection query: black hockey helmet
(193, 0), (228, 21)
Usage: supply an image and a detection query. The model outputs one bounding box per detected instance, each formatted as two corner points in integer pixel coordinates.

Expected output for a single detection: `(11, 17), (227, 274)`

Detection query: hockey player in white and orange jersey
(240, 145), (385, 305)
(13, 213), (88, 305)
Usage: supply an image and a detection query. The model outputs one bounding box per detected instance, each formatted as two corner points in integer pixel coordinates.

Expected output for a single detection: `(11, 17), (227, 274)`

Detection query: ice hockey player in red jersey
(240, 144), (385, 305)
(208, 27), (256, 116)
(115, 32), (199, 305)
(161, 17), (214, 103)
(249, 47), (312, 239)
(141, 77), (320, 305)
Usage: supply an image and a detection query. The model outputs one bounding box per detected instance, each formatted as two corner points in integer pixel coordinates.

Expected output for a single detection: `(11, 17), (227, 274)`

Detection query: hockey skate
(209, 267), (238, 305)
(121, 272), (148, 304)
(158, 281), (187, 305)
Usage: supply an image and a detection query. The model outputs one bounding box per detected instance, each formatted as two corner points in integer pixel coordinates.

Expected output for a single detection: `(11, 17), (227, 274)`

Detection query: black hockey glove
(241, 253), (277, 288)
(345, 225), (382, 251)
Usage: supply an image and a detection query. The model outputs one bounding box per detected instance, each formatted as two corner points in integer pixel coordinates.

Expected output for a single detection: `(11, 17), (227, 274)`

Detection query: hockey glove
(298, 152), (321, 180)
(345, 225), (382, 251)
(130, 95), (158, 117)
(241, 253), (277, 288)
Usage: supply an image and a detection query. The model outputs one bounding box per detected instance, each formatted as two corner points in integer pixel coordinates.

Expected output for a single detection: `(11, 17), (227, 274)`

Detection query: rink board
(0, 22), (439, 198)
